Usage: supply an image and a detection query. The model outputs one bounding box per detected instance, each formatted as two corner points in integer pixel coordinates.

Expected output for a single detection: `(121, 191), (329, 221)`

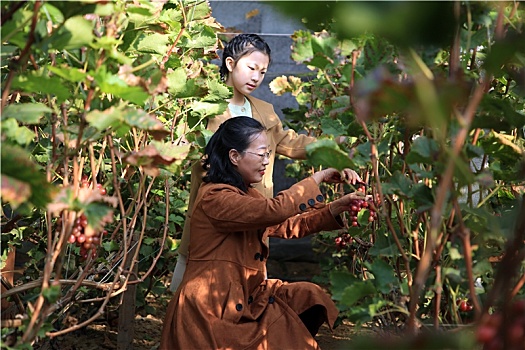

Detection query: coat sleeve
(265, 205), (343, 240)
(271, 120), (318, 160)
(200, 177), (327, 232)
(249, 95), (317, 160)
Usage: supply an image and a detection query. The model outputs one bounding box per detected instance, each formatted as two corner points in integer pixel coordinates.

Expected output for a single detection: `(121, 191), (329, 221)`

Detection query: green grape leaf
(2, 103), (51, 124)
(340, 280), (376, 307)
(306, 139), (355, 170)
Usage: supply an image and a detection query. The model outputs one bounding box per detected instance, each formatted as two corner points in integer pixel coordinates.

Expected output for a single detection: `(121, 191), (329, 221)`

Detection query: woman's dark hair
(219, 33), (272, 82)
(203, 117), (266, 192)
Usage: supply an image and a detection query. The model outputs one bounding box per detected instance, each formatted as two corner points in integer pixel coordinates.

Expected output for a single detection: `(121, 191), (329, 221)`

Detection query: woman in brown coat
(160, 117), (368, 349)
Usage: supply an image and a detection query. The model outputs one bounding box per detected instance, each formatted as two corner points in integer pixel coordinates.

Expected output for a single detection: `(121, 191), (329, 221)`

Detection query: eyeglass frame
(244, 150), (272, 161)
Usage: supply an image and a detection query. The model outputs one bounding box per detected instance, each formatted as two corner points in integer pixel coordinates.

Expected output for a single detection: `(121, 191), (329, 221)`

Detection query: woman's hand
(329, 191), (372, 216)
(312, 168), (362, 185)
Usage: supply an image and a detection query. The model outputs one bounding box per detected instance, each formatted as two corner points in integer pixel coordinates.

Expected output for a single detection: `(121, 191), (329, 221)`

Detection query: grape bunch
(347, 197), (378, 227)
(476, 299), (525, 350)
(67, 213), (108, 260)
(334, 233), (353, 251)
(62, 176), (110, 260)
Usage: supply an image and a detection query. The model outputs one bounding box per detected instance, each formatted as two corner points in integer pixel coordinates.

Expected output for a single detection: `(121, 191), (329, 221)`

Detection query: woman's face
(233, 131), (270, 186)
(226, 51), (269, 97)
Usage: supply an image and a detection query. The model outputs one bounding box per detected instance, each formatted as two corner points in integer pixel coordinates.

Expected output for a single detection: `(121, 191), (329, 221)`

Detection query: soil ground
(31, 260), (358, 350)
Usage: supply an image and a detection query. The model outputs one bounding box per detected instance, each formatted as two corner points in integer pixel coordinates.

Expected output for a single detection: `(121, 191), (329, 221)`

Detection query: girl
(161, 117), (368, 349)
(170, 34), (361, 291)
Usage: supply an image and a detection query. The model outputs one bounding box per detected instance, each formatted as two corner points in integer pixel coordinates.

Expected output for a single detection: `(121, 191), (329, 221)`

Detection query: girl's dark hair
(219, 33), (272, 82)
(203, 117), (266, 192)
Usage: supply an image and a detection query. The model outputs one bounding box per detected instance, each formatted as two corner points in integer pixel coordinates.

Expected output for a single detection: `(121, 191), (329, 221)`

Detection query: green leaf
(1, 143), (53, 209)
(204, 79), (232, 102)
(320, 118), (346, 137)
(357, 209), (371, 226)
(306, 139), (354, 170)
(1, 118), (36, 145)
(150, 140), (190, 163)
(291, 31), (314, 63)
(47, 66), (87, 83)
(134, 33), (170, 55)
(366, 259), (398, 294)
(85, 107), (123, 130)
(191, 101), (227, 118)
(94, 66), (150, 105)
(406, 136), (439, 164)
(123, 109), (168, 137)
(102, 240), (120, 252)
(2, 103), (51, 124)
(330, 270), (359, 301)
(410, 183), (434, 212)
(82, 202), (113, 233)
(12, 72), (71, 103)
(340, 280), (376, 307)
(180, 25), (217, 49)
(159, 8), (183, 28)
(42, 285), (61, 303)
(49, 15), (95, 50)
(368, 232), (399, 257)
(167, 68), (188, 96)
(381, 171), (412, 196)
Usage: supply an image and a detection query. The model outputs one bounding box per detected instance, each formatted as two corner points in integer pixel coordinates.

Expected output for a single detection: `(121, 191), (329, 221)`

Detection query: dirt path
(35, 296), (356, 350)
(34, 260), (357, 349)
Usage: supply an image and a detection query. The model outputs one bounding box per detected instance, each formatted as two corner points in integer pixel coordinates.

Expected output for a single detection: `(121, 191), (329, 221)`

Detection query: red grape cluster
(334, 186), (379, 250)
(81, 175), (106, 195)
(334, 234), (353, 251)
(63, 176), (109, 260)
(347, 197), (378, 227)
(476, 300), (525, 350)
(457, 298), (474, 312)
(67, 213), (108, 260)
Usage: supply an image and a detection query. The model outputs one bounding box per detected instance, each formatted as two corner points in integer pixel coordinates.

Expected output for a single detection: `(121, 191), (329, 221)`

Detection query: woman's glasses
(244, 150), (272, 161)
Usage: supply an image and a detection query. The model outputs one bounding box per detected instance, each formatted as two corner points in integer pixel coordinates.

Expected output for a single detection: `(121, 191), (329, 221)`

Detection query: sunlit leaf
(12, 73), (71, 102)
(1, 144), (53, 209)
(1, 118), (37, 145)
(2, 103), (51, 124)
(1, 175), (31, 209)
(49, 15), (95, 50)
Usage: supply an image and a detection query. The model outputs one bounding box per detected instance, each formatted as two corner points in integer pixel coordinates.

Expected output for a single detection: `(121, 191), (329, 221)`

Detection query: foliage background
(1, 1), (524, 349)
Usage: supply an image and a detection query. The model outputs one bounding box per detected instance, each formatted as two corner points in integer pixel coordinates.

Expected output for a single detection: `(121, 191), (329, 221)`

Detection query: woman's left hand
(317, 168), (362, 185)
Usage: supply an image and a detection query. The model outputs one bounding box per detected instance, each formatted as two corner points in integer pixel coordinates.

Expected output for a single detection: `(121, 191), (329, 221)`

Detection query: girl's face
(226, 51), (269, 97)
(231, 131), (270, 186)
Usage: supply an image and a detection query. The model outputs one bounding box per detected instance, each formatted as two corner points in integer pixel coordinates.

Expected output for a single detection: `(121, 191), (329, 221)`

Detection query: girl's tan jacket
(178, 95), (317, 257)
(160, 177), (341, 349)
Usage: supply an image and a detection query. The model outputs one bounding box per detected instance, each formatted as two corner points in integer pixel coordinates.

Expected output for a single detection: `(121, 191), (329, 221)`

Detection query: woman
(170, 33), (361, 291)
(160, 117), (368, 349)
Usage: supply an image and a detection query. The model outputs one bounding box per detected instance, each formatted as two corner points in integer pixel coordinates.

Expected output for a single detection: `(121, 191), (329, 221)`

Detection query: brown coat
(178, 95), (317, 257)
(160, 177), (341, 350)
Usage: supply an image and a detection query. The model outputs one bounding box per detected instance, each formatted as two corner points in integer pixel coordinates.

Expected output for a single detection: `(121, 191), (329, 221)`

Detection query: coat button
(316, 194), (324, 202)
(268, 296), (275, 304)
(254, 252), (261, 260)
(299, 203), (307, 211)
(248, 296), (253, 304)
(236, 303), (243, 311)
(308, 198), (315, 207)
